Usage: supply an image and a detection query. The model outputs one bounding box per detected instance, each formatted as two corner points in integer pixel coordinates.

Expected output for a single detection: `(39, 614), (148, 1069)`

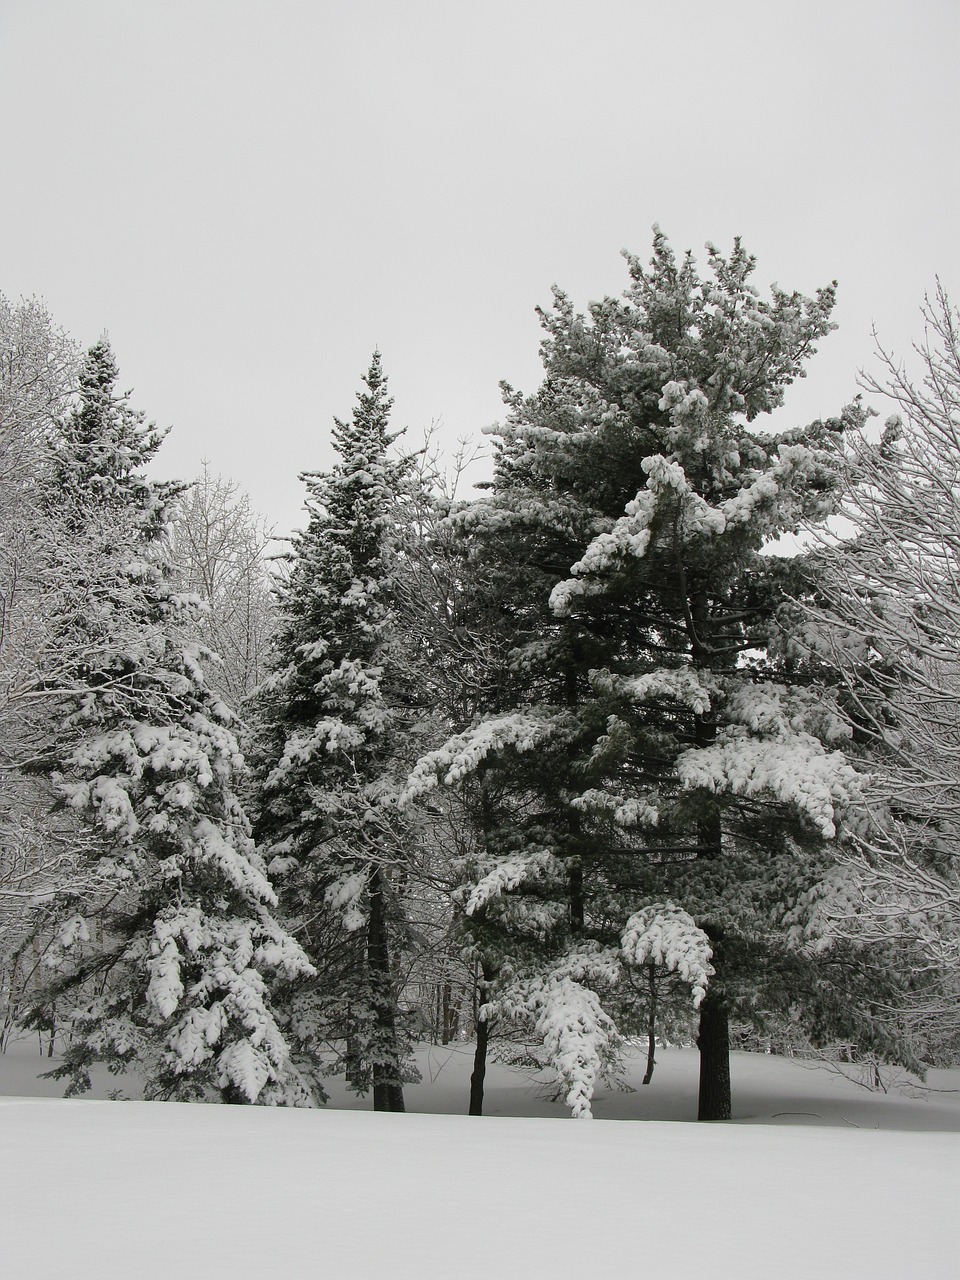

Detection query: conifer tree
(254, 353), (416, 1111)
(27, 339), (314, 1104)
(406, 232), (901, 1119)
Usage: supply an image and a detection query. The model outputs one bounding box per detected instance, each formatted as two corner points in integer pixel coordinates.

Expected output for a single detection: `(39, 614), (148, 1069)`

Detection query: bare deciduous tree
(804, 285), (960, 1062)
(169, 462), (276, 707)
(0, 297), (80, 1035)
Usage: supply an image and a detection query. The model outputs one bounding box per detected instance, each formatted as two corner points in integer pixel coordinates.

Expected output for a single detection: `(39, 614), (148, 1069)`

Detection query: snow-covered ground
(2, 1038), (958, 1278)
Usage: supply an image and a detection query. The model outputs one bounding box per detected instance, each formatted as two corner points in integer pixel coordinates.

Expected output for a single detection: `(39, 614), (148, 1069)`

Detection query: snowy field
(2, 1039), (958, 1279)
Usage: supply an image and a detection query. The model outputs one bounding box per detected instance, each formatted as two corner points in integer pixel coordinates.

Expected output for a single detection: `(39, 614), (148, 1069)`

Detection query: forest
(2, 230), (958, 1124)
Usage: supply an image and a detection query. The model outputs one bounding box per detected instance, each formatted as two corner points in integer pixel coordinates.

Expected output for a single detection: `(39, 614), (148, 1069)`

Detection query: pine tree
(254, 353), (417, 1111)
(406, 231), (900, 1119)
(26, 339), (314, 1104)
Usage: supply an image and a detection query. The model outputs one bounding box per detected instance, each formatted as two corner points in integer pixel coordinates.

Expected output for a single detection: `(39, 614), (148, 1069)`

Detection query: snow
(401, 711), (557, 801)
(1, 1038), (957, 1278)
(676, 723), (858, 838)
(592, 664), (714, 715)
(496, 974), (619, 1118)
(621, 904), (714, 1006)
(463, 845), (560, 914)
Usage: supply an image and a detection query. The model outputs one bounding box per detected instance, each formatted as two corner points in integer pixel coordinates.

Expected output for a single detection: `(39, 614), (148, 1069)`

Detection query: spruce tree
(28, 339), (314, 1104)
(406, 231), (897, 1119)
(254, 353), (416, 1111)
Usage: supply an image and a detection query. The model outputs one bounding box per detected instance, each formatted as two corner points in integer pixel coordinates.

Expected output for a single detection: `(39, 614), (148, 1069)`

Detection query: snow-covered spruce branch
(400, 711), (565, 803)
(676, 719), (860, 840)
(488, 907), (714, 1118)
(487, 956), (623, 1119)
(621, 905), (714, 1009)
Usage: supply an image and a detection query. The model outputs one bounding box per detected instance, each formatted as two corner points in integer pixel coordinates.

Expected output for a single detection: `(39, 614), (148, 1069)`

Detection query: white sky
(1, 0), (957, 533)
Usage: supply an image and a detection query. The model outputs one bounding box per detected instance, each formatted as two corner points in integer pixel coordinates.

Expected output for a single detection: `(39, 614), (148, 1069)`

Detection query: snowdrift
(2, 1041), (957, 1279)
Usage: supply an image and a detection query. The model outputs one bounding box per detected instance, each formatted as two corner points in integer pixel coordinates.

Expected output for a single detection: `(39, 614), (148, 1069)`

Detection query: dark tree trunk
(372, 1078), (405, 1111)
(569, 862), (584, 933)
(469, 1012), (489, 1116)
(441, 979), (455, 1044)
(468, 768), (501, 1118)
(693, 809), (731, 1120)
(368, 867), (405, 1113)
(696, 981), (731, 1121)
(469, 959), (495, 1115)
(688, 588), (731, 1120)
(642, 963), (658, 1085)
(563, 645), (587, 939)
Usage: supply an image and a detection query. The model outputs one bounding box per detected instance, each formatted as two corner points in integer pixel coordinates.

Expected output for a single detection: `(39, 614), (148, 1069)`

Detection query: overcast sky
(1, 0), (957, 533)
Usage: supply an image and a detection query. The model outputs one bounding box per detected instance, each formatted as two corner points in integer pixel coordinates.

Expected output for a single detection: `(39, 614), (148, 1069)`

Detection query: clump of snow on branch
(401, 712), (560, 802)
(591, 666), (714, 716)
(324, 870), (369, 932)
(723, 681), (852, 745)
(463, 846), (563, 916)
(493, 946), (623, 1118)
(492, 896), (569, 941)
(677, 727), (858, 838)
(621, 905), (714, 1007)
(572, 787), (661, 828)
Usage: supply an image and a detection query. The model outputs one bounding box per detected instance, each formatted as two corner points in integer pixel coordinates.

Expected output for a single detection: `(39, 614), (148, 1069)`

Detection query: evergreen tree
(406, 231), (900, 1119)
(27, 339), (314, 1104)
(254, 353), (417, 1111)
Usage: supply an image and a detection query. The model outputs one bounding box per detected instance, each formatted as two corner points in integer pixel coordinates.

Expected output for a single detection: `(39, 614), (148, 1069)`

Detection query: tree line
(1, 231), (957, 1120)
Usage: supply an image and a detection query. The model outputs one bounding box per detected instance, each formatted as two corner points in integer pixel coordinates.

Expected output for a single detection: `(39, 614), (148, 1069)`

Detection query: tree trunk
(368, 867), (405, 1113)
(569, 862), (584, 933)
(564, 649), (586, 937)
(372, 1078), (405, 1111)
(696, 982), (731, 1121)
(689, 588), (731, 1120)
(441, 979), (454, 1044)
(642, 963), (657, 1085)
(469, 959), (495, 1115)
(469, 1012), (489, 1116)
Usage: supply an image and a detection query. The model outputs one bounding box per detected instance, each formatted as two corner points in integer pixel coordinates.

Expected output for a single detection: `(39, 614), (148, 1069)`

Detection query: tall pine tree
(28, 339), (314, 1104)
(254, 353), (417, 1111)
(406, 232), (900, 1119)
